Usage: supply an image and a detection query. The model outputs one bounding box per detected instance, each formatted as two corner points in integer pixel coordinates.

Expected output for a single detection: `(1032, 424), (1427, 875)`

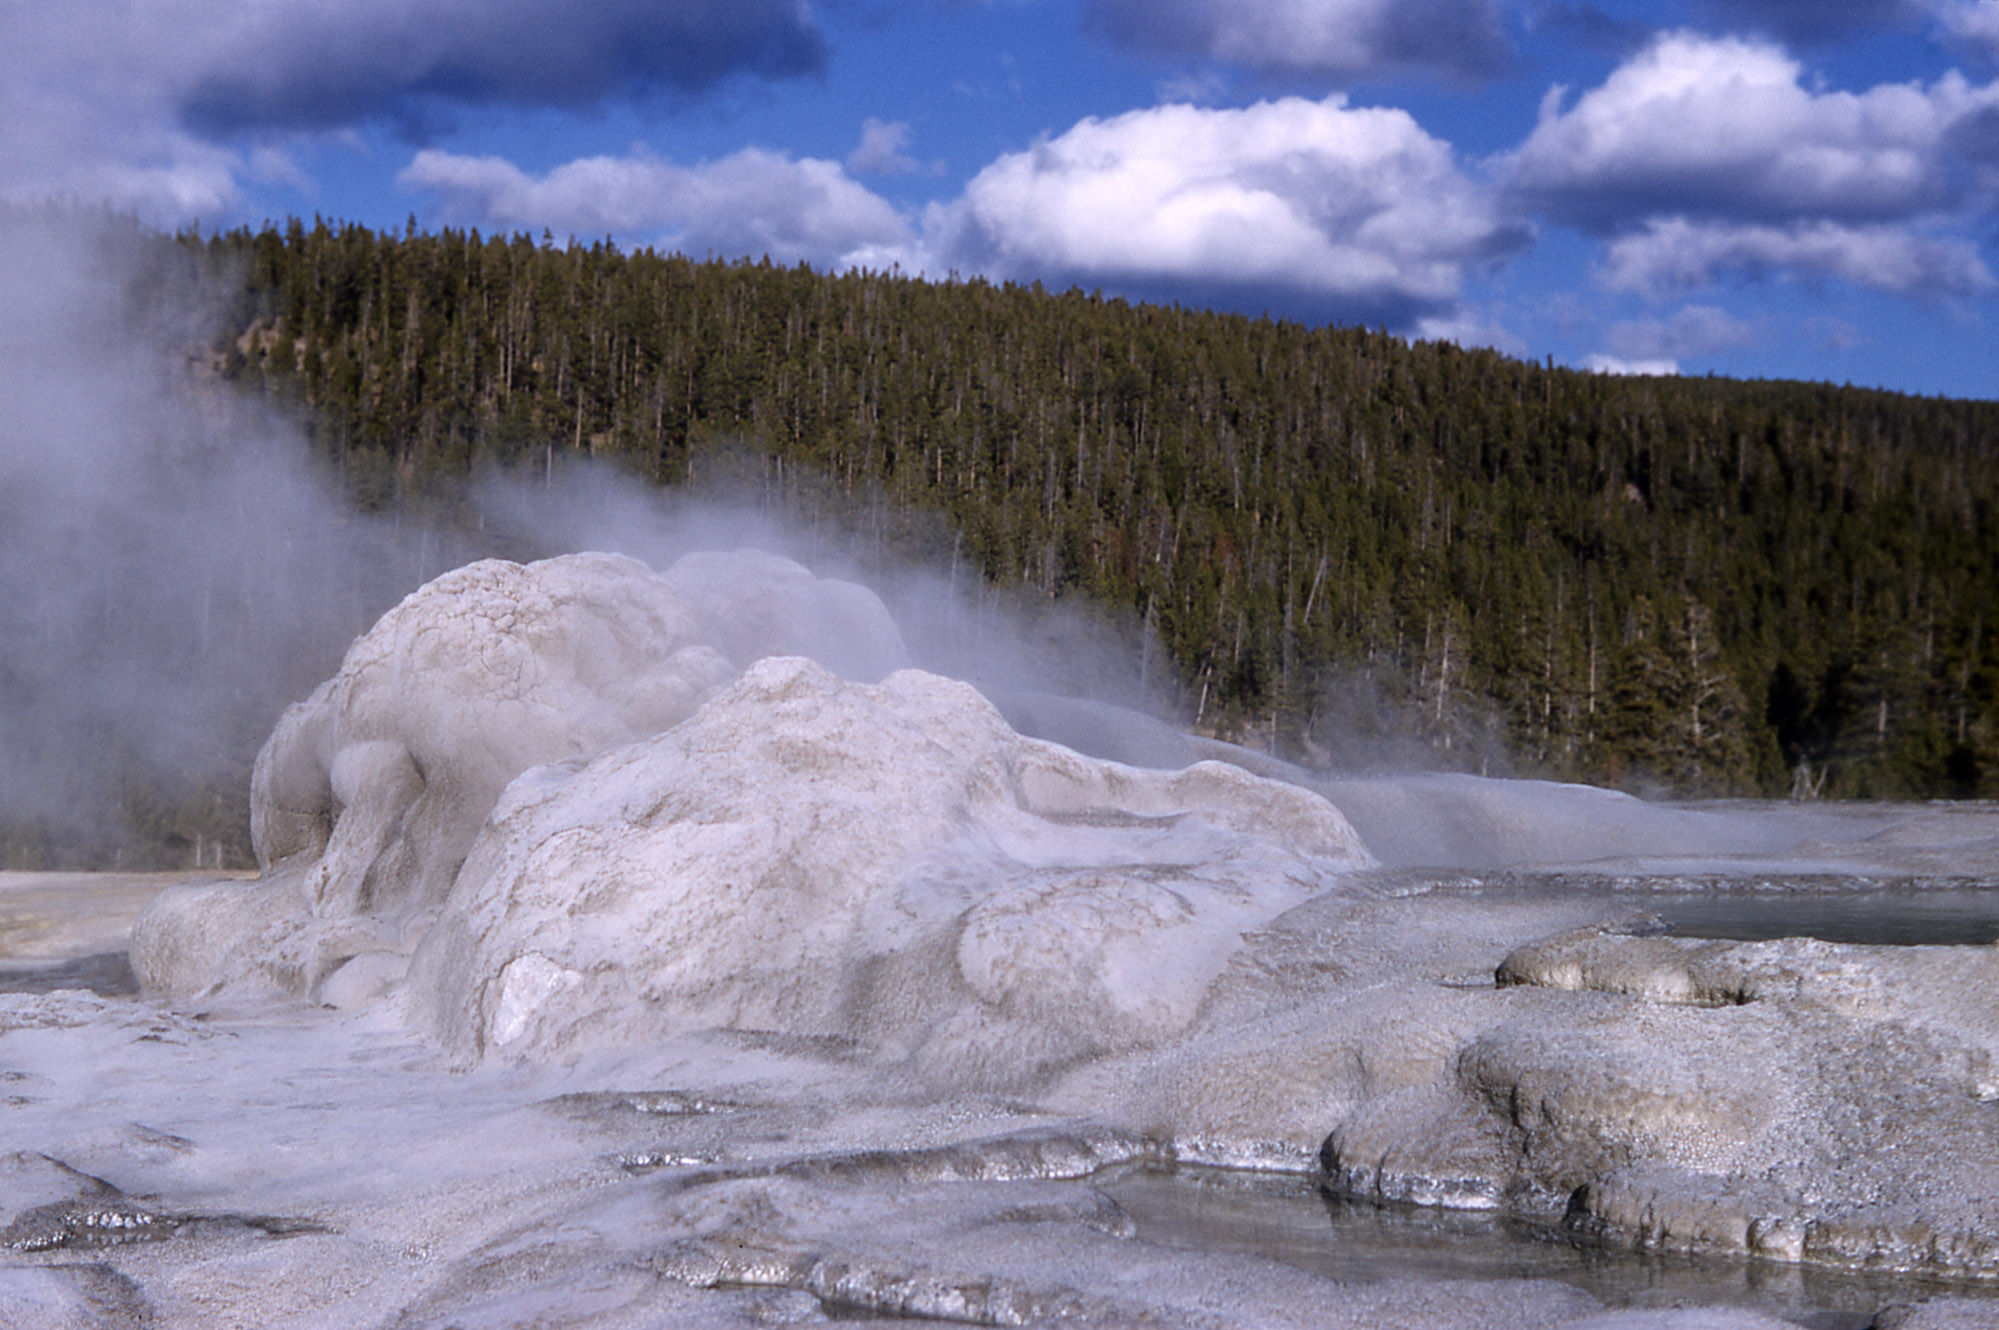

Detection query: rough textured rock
(1875, 1298), (1999, 1329)
(252, 552), (736, 914)
(1552, 1314), (1810, 1330)
(998, 875), (1999, 1281)
(130, 551), (905, 1003)
(1498, 921), (1999, 1094)
(0, 1153), (172, 1252)
(1291, 915), (1999, 1278)
(0, 1264), (152, 1329)
(638, 1166), (1612, 1330)
(403, 656), (1376, 1082)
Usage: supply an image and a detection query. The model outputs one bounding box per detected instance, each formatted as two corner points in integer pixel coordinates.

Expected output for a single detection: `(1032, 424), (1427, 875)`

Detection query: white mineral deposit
(5, 552), (1998, 1329)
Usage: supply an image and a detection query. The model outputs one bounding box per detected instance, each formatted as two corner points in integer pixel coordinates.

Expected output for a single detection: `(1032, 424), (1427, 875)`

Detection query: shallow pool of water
(1647, 888), (1999, 946)
(1410, 870), (1999, 947)
(1099, 1165), (1999, 1330)
(0, 950), (137, 995)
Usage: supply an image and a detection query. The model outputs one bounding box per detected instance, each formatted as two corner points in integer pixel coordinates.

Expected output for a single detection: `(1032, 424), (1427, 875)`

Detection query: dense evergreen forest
(192, 219), (1999, 800)
(12, 215), (1999, 868)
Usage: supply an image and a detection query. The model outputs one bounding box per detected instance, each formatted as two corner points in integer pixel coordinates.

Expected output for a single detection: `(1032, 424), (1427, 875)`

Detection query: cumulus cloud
(1582, 353), (1680, 375)
(399, 95), (1525, 328)
(1501, 31), (1999, 299)
(0, 116), (245, 223)
(847, 119), (930, 176)
(0, 1), (828, 225)
(1947, 101), (1999, 199)
(1084, 0), (1510, 83)
(399, 147), (912, 269)
(167, 0), (824, 133)
(1414, 310), (1528, 356)
(1598, 216), (1994, 296)
(1601, 303), (1758, 363)
(1931, 0), (1999, 56)
(0, 17), (243, 221)
(925, 96), (1527, 327)
(1506, 32), (1998, 229)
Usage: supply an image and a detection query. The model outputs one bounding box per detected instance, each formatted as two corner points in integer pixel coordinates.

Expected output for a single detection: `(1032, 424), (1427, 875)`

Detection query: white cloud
(847, 119), (928, 177)
(147, 0), (826, 132)
(1154, 71), (1232, 107)
(1604, 304), (1758, 360)
(0, 0), (830, 226)
(1414, 311), (1528, 356)
(1084, 0), (1510, 84)
(1583, 354), (1679, 375)
(1581, 302), (1760, 386)
(1598, 216), (1994, 297)
(399, 147), (913, 270)
(0, 16), (241, 221)
(0, 104), (242, 222)
(1499, 30), (1999, 303)
(925, 96), (1525, 326)
(396, 93), (1528, 329)
(1504, 31), (1999, 228)
(1931, 0), (1999, 55)
(402, 96), (1525, 329)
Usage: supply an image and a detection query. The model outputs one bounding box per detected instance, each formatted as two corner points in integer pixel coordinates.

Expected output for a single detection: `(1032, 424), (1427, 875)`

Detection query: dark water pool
(0, 951), (138, 995)
(1411, 871), (1999, 947)
(1646, 889), (1999, 946)
(1100, 1165), (1997, 1330)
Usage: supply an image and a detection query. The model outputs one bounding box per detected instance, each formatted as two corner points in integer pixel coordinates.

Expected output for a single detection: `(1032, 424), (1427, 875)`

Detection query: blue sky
(7, 1), (1998, 399)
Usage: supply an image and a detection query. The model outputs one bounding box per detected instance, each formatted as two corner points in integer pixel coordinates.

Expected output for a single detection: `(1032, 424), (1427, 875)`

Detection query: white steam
(0, 211), (1176, 867)
(0, 212), (466, 857)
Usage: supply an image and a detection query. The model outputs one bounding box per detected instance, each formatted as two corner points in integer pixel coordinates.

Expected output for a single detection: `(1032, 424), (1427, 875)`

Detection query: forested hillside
(165, 220), (1999, 804)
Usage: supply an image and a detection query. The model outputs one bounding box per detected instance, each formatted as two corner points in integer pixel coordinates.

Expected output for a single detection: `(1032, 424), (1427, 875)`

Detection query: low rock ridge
(1313, 917), (1999, 1279)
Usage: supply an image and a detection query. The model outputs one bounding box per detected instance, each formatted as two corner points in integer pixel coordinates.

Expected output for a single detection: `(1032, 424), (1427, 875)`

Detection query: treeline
(171, 219), (1999, 801)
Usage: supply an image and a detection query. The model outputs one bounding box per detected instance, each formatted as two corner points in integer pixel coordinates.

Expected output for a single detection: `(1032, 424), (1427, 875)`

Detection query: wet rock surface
(1436, 920), (1999, 1274)
(0, 952), (139, 997)
(0, 1263), (152, 1329)
(0, 1153), (175, 1253)
(1875, 1298), (1999, 1329)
